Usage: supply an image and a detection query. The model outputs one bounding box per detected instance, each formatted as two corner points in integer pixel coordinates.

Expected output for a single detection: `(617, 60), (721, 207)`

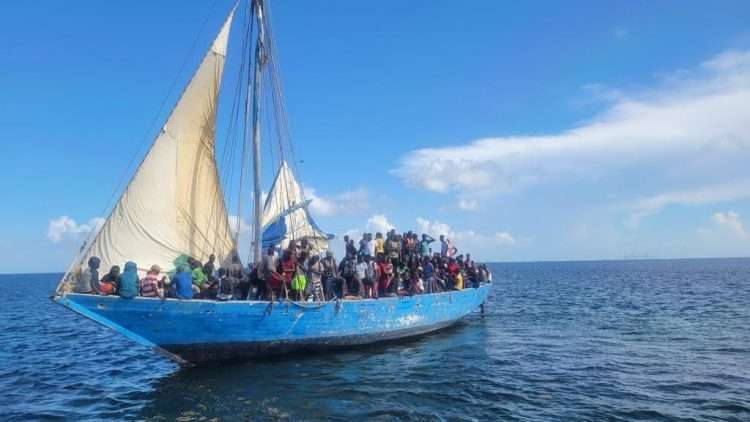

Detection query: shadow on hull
(53, 284), (491, 365)
(165, 318), (464, 364)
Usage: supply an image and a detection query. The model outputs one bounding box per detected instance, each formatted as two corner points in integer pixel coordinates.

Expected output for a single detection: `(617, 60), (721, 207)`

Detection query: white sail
(261, 161), (332, 254)
(70, 10), (237, 278)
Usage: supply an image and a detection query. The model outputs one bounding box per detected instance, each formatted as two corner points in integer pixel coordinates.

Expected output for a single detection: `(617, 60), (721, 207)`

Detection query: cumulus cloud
(495, 232), (516, 245)
(47, 216), (105, 243)
(367, 214), (395, 234)
(712, 211), (749, 239)
(393, 49), (750, 199)
(305, 187), (369, 217)
(626, 179), (750, 227)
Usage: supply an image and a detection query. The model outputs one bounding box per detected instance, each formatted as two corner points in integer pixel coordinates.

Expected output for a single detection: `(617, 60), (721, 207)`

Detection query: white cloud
(416, 217), (453, 239)
(457, 198), (478, 211)
(393, 49), (750, 198)
(712, 211), (749, 239)
(228, 214), (252, 234)
(416, 217), (516, 247)
(495, 231), (516, 245)
(626, 179), (750, 227)
(305, 187), (369, 217)
(47, 216), (105, 243)
(367, 214), (395, 234)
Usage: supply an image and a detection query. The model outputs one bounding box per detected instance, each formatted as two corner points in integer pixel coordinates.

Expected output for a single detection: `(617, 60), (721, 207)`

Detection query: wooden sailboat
(52, 0), (490, 365)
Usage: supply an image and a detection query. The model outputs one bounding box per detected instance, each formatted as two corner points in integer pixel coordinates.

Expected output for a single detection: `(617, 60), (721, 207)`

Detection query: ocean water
(1, 258), (749, 421)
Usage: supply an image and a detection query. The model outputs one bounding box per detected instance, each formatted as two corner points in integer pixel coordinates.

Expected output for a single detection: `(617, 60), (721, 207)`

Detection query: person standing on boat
(377, 253), (394, 297)
(365, 233), (375, 258)
(420, 234), (435, 258)
(343, 235), (356, 257)
(116, 261), (139, 299)
(339, 254), (357, 296)
(422, 257), (436, 293)
(374, 233), (385, 256)
(360, 255), (376, 298)
(306, 255), (325, 301)
(74, 256), (101, 294)
(386, 233), (402, 270)
(322, 251), (338, 299)
(227, 254), (246, 299)
(280, 249), (296, 299)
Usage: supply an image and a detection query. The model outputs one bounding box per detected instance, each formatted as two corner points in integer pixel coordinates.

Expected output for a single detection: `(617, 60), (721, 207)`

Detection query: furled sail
(261, 161), (333, 254)
(67, 9), (237, 281)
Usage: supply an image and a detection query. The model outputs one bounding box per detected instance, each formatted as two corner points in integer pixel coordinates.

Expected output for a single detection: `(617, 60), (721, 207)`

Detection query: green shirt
(192, 267), (207, 288)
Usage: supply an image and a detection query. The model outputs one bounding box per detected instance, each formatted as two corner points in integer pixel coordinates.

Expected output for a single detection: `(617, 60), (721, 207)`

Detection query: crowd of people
(73, 230), (492, 301)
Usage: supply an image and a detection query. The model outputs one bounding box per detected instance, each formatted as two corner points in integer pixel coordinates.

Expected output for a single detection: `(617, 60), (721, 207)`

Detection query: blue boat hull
(54, 284), (490, 364)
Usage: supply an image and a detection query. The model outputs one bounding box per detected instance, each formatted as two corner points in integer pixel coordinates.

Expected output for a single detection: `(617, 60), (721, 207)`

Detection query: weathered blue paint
(53, 284), (490, 364)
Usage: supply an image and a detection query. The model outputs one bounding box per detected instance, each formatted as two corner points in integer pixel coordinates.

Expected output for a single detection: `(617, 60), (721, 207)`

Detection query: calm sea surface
(1, 259), (749, 421)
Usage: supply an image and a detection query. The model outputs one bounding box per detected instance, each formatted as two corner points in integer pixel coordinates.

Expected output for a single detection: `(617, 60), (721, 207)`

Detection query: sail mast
(250, 0), (267, 264)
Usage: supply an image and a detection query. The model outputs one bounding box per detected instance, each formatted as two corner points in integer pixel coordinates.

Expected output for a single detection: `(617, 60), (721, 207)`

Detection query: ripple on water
(2, 261), (750, 420)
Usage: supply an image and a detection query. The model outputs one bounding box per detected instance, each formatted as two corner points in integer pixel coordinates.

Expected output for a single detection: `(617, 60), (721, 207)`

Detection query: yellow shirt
(375, 238), (385, 255)
(455, 272), (464, 290)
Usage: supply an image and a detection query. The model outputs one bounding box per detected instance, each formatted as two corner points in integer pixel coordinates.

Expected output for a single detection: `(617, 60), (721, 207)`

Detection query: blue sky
(2, 0), (749, 273)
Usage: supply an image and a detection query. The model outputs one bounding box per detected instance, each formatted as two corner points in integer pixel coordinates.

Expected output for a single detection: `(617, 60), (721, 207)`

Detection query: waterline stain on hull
(53, 284), (490, 364)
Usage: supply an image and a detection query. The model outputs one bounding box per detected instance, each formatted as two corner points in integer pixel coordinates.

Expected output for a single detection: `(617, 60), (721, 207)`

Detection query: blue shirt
(174, 271), (193, 299)
(420, 240), (432, 256)
(423, 262), (434, 278)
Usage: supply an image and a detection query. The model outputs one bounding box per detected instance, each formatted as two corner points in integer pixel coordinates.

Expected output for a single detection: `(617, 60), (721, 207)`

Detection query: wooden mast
(250, 0), (267, 264)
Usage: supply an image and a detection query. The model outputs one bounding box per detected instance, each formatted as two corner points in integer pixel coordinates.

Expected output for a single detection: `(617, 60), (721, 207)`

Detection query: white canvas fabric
(75, 10), (236, 275)
(261, 161), (330, 253)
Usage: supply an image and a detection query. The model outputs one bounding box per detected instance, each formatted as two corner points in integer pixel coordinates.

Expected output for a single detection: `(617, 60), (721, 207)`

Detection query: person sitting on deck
(99, 265), (119, 295)
(454, 269), (464, 290)
(203, 254), (217, 286)
(411, 269), (425, 295)
(216, 268), (233, 300)
(117, 261), (139, 299)
(188, 258), (207, 297)
(396, 261), (410, 295)
(446, 258), (460, 290)
(140, 265), (164, 298)
(422, 256), (440, 293)
(173, 265), (194, 299)
(75, 256), (101, 294)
